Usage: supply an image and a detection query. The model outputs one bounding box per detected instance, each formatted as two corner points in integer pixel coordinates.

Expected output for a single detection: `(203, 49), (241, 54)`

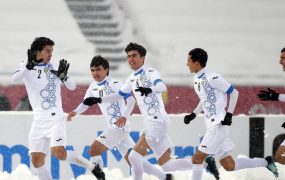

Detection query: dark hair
(90, 55), (109, 75)
(30, 37), (54, 52)
(281, 48), (285, 53)
(188, 48), (208, 67)
(125, 42), (147, 57)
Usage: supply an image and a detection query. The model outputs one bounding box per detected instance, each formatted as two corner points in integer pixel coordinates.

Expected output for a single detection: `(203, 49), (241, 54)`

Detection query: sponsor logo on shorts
(56, 138), (62, 142)
(100, 136), (106, 139)
(201, 145), (207, 148)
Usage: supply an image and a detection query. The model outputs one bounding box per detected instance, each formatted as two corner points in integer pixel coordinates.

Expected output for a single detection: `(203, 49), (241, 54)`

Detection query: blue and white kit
(74, 76), (135, 156)
(118, 66), (173, 158)
(12, 61), (76, 154)
(193, 68), (237, 159)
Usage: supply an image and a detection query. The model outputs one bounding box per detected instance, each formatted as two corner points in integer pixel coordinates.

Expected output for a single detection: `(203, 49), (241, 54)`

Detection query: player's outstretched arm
(67, 111), (77, 121)
(68, 102), (90, 121)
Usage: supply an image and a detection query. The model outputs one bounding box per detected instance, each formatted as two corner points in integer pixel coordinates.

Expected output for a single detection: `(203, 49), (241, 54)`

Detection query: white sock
(66, 150), (94, 170)
(142, 159), (166, 179)
(192, 164), (203, 180)
(235, 157), (267, 170)
(129, 150), (144, 180)
(161, 158), (193, 172)
(90, 155), (104, 168)
(35, 164), (52, 180)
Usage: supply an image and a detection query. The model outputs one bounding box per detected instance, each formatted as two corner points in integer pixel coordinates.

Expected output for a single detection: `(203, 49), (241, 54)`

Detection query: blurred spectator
(0, 93), (11, 111)
(15, 95), (32, 111)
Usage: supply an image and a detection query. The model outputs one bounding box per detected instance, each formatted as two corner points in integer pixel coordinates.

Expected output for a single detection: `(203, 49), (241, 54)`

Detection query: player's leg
(219, 155), (235, 171)
(191, 150), (208, 180)
(128, 134), (150, 180)
(89, 139), (108, 180)
(50, 119), (94, 170)
(193, 124), (230, 180)
(152, 136), (193, 172)
(216, 133), (278, 177)
(29, 125), (52, 180)
(31, 152), (52, 180)
(90, 139), (108, 168)
(118, 135), (169, 179)
(275, 143), (285, 164)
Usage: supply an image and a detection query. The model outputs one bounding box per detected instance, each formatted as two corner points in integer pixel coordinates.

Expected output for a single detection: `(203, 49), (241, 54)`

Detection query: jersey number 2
(37, 70), (42, 79)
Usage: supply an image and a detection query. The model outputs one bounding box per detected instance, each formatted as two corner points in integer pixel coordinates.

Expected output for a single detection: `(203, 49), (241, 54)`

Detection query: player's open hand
(67, 111), (76, 121)
(115, 116), (127, 128)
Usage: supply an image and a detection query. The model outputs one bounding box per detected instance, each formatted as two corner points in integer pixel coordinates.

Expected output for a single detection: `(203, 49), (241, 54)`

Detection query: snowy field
(1, 163), (285, 180)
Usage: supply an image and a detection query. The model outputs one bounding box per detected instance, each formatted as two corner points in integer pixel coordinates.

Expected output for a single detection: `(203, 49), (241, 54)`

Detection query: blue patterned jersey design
(40, 64), (57, 110)
(201, 75), (217, 118)
(103, 82), (122, 124)
(139, 70), (160, 116)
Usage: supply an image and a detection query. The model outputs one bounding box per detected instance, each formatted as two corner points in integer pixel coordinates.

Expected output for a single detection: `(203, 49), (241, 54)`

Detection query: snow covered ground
(1, 163), (285, 180)
(0, 0), (285, 85)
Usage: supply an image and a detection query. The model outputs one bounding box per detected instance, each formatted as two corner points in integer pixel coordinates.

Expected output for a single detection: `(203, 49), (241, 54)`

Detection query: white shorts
(29, 117), (66, 154)
(198, 123), (235, 160)
(97, 128), (135, 156)
(141, 121), (174, 159)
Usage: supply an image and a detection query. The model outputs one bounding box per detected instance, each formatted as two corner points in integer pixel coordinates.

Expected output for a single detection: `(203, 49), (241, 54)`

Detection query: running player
(185, 48), (279, 180)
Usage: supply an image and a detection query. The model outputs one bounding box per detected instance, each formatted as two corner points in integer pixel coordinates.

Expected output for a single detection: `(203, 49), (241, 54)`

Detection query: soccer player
(185, 48), (279, 180)
(67, 55), (172, 180)
(258, 47), (285, 165)
(11, 37), (97, 180)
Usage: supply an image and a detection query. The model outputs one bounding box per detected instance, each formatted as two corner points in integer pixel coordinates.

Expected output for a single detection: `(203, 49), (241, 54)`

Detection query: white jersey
(12, 61), (76, 121)
(83, 77), (131, 131)
(119, 66), (170, 124)
(194, 68), (234, 128)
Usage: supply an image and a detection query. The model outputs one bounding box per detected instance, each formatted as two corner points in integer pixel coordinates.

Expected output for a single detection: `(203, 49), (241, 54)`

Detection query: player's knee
(192, 154), (204, 164)
(53, 149), (67, 160)
(31, 156), (44, 168)
(90, 146), (100, 157)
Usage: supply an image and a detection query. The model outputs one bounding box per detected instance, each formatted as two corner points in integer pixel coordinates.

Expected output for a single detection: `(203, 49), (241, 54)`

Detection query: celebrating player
(12, 37), (97, 180)
(185, 48), (279, 180)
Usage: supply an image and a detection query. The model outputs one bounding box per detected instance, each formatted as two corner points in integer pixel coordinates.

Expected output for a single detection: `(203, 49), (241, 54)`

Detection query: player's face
(127, 50), (144, 70)
(280, 52), (285, 71)
(187, 55), (199, 73)
(90, 65), (108, 82)
(37, 45), (53, 63)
